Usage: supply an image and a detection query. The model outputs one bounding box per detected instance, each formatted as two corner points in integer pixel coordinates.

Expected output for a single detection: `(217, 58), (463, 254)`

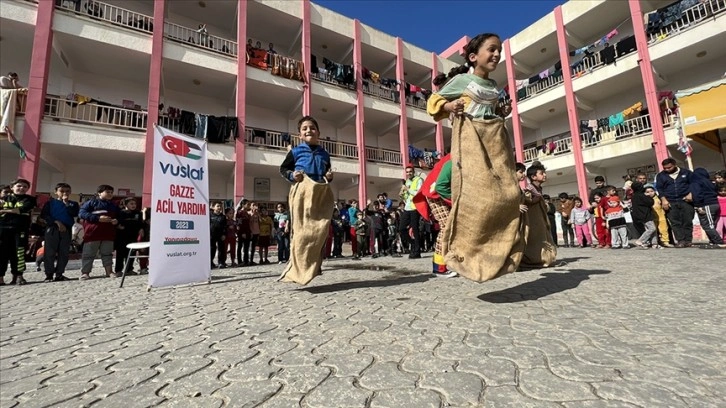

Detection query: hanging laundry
(539, 69), (549, 79)
(600, 44), (616, 65)
(622, 102), (643, 117)
(615, 35), (636, 57)
(247, 48), (269, 70)
(515, 79), (528, 90)
(370, 70), (380, 83)
(310, 54), (318, 74)
(605, 29), (619, 41)
(608, 112), (625, 128)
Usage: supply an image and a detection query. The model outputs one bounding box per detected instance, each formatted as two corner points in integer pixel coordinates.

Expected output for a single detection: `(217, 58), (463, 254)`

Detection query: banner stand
(148, 126), (212, 289)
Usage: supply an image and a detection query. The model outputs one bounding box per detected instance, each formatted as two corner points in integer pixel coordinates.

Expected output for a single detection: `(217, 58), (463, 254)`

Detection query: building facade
(1, 0), (724, 206)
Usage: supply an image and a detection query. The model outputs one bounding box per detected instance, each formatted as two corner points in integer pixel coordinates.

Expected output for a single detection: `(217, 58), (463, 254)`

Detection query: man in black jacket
(655, 158), (694, 248)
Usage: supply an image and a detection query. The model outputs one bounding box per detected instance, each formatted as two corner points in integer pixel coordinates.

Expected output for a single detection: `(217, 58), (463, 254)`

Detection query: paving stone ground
(1, 246), (724, 407)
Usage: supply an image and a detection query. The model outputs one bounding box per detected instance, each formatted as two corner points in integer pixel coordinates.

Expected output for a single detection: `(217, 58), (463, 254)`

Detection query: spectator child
(0, 179), (36, 285)
(78, 185), (120, 280)
(690, 168), (725, 247)
(353, 211), (368, 260)
(235, 200), (251, 266)
(386, 217), (400, 256)
(331, 209), (345, 258)
(716, 183), (726, 240)
(557, 193), (575, 247)
(247, 202), (261, 265)
(224, 208), (237, 266)
(569, 197), (593, 247)
(40, 182), (79, 282)
(273, 203), (290, 264)
(631, 182), (658, 249)
(114, 198), (143, 275)
(258, 210), (274, 264)
(209, 202), (227, 268)
(604, 196), (629, 249)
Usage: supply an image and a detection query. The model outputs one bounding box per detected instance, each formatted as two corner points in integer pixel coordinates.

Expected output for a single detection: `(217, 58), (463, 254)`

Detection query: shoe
(124, 270), (138, 276)
(44, 277), (54, 283)
(352, 257), (361, 261)
(684, 242), (693, 248)
(229, 263), (238, 267)
(54, 275), (70, 282)
(248, 261), (257, 266)
(654, 245), (663, 249)
(106, 271), (119, 278)
(408, 254), (421, 259)
(661, 243), (673, 248)
(432, 271), (458, 278)
(611, 246), (620, 250)
(139, 268), (148, 274)
(277, 261), (285, 264)
(372, 254), (379, 259)
(211, 263), (217, 269)
(10, 276), (17, 285)
(0, 279), (5, 286)
(80, 274), (91, 280)
(36, 266), (42, 272)
(16, 276), (27, 285)
(264, 260), (271, 264)
(675, 242), (686, 248)
(218, 264), (227, 269)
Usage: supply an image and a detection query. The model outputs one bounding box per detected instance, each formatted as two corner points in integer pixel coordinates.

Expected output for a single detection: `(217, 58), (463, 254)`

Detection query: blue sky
(316, 0), (563, 54)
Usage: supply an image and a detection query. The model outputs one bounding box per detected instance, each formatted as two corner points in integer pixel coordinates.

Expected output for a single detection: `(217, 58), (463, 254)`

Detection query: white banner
(149, 126), (211, 288)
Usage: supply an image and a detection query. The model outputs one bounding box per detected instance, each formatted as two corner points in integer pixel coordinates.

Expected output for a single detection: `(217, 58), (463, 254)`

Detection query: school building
(1, 0), (724, 207)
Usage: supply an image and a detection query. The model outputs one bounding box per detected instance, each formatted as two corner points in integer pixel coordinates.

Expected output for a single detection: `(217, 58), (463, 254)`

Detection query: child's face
(251, 203), (258, 212)
(226, 210), (234, 218)
(607, 189), (616, 196)
(516, 169), (525, 181)
(55, 186), (71, 200)
(387, 218), (393, 225)
(645, 188), (656, 198)
(468, 36), (502, 74)
(212, 204), (222, 213)
(357, 213), (364, 220)
(574, 200), (582, 207)
(718, 188), (726, 197)
(716, 175), (724, 184)
(299, 120), (320, 145)
(12, 182), (29, 195)
(608, 200), (618, 207)
(0, 188), (10, 198)
(532, 170), (547, 183)
(125, 201), (137, 211)
(99, 189), (114, 200)
(594, 195), (602, 203)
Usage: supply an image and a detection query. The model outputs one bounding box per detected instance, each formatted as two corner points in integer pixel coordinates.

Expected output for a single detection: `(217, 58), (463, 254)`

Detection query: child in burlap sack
(278, 116), (334, 285)
(426, 33), (524, 282)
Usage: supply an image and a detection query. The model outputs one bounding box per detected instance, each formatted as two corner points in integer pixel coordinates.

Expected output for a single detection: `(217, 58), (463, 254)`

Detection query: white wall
(523, 113), (571, 146)
(579, 85), (646, 123)
(164, 88), (232, 117)
(246, 104), (291, 133)
(72, 71), (149, 108)
(662, 54), (726, 92)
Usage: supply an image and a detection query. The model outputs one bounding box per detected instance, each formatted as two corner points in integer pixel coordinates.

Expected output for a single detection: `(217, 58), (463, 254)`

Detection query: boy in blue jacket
(40, 183), (79, 282)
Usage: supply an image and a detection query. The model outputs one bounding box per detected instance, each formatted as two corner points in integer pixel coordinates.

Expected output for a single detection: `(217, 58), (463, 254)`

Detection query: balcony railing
(55, 0), (154, 34)
(44, 95), (147, 131)
(520, 74), (564, 101)
(523, 136), (573, 163)
(582, 113), (675, 148)
(648, 0), (726, 43)
(15, 91), (28, 115)
(405, 95), (426, 110)
(365, 146), (403, 165)
(362, 81), (397, 102)
(572, 52), (603, 77)
(163, 21), (238, 57)
(311, 72), (356, 91)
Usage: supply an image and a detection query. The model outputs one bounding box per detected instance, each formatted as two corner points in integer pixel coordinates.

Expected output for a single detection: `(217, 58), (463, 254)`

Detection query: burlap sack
(442, 116), (524, 282)
(521, 193), (557, 268)
(279, 175), (334, 285)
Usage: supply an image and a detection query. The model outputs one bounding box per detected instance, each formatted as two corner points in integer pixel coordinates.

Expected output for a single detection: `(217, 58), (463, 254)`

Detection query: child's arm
(279, 150), (300, 182)
(427, 75), (468, 122)
(78, 200), (97, 222)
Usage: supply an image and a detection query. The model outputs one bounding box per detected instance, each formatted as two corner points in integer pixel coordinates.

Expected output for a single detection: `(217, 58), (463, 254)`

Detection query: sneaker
(139, 268), (149, 274)
(80, 273), (91, 280)
(106, 272), (119, 278)
(433, 271), (458, 278)
(54, 275), (70, 282)
(44, 277), (54, 283)
(277, 261), (285, 264)
(263, 260), (271, 265)
(661, 243), (674, 248)
(248, 261), (257, 266)
(16, 277), (27, 285)
(211, 263), (217, 269)
(408, 254), (422, 259)
(218, 264), (227, 269)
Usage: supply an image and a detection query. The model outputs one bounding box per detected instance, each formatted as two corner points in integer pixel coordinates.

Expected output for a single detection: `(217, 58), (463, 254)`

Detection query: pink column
(431, 52), (444, 153)
(17, 0), (55, 194)
(396, 38), (409, 168)
(629, 0), (668, 164)
(234, 0), (248, 204)
(301, 0), (311, 116)
(141, 0), (166, 207)
(554, 6), (589, 202)
(503, 39), (524, 163)
(352, 20), (367, 205)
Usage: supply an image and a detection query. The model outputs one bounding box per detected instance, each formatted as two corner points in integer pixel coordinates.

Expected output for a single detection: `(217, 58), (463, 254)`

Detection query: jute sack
(442, 116), (524, 282)
(279, 175), (334, 285)
(521, 192), (557, 268)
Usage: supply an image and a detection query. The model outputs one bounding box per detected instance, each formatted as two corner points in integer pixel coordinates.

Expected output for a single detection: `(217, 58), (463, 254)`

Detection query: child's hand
(444, 99), (465, 115)
(519, 204), (528, 213)
(499, 102), (512, 117)
(325, 170), (334, 181)
(293, 171), (303, 182)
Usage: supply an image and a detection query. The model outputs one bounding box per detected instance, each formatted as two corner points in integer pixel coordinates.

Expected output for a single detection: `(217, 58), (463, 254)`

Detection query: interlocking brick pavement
(1, 247), (724, 407)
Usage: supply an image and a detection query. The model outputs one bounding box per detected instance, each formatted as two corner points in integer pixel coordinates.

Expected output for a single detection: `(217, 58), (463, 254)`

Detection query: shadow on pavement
(300, 274), (431, 293)
(210, 272), (278, 285)
(478, 269), (610, 303)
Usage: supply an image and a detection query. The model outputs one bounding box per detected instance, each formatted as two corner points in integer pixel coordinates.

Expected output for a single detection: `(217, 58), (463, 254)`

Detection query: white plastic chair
(119, 242), (150, 288)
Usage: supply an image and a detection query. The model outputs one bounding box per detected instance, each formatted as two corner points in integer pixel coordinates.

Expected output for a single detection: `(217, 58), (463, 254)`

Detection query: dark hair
(11, 178), (31, 188)
(54, 182), (71, 191)
(7, 72), (18, 78)
(558, 192), (569, 199)
(405, 165), (415, 171)
(606, 185), (617, 191)
(0, 184), (9, 191)
(593, 192), (604, 198)
(717, 182), (726, 191)
(122, 197), (137, 206)
(297, 115), (319, 132)
(661, 157), (677, 166)
(96, 184), (114, 193)
(573, 197), (583, 204)
(515, 162), (526, 172)
(543, 194), (551, 200)
(276, 202), (286, 209)
(526, 161), (546, 181)
(594, 176), (605, 182)
(636, 172), (647, 178)
(432, 33), (500, 87)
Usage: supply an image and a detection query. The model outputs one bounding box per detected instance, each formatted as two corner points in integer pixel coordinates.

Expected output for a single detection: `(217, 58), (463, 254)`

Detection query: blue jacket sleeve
(40, 201), (53, 225)
(79, 199), (100, 223)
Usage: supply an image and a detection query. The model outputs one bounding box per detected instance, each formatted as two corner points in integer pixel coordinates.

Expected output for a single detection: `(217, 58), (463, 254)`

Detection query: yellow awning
(675, 78), (726, 136)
